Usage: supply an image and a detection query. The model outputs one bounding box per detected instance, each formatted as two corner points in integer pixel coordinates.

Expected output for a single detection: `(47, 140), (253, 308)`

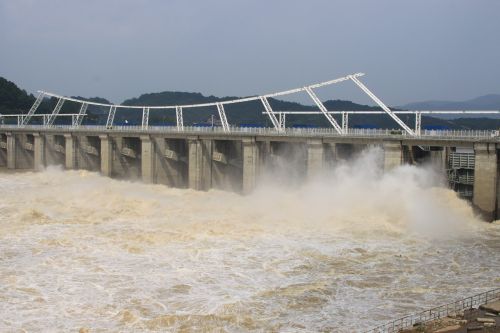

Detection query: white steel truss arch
(278, 112), (286, 129)
(37, 73), (364, 110)
(26, 72), (419, 135)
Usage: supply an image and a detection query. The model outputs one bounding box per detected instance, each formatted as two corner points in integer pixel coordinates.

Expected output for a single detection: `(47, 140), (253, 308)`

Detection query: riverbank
(401, 300), (500, 332)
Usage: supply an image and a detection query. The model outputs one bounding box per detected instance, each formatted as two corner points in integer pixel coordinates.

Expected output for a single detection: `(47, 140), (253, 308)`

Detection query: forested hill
(1, 76), (499, 129)
(120, 91), (397, 126)
(0, 77), (36, 114)
(0, 77), (111, 118)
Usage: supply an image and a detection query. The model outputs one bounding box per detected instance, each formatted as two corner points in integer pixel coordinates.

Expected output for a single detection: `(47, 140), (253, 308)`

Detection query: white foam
(0, 149), (498, 332)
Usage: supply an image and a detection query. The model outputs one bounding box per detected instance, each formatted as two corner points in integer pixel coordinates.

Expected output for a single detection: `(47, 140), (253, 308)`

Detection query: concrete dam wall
(0, 128), (498, 221)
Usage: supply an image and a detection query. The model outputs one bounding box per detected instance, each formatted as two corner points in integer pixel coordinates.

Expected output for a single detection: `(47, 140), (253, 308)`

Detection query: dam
(0, 73), (499, 221)
(0, 126), (499, 221)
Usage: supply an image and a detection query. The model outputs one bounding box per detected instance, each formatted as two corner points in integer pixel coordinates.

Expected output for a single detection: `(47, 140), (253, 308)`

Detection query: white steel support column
(279, 113), (286, 129)
(74, 103), (88, 127)
(415, 112), (422, 136)
(46, 98), (65, 126)
(260, 96), (281, 131)
(142, 107), (150, 129)
(304, 86), (343, 134)
(176, 106), (184, 131)
(21, 92), (45, 126)
(106, 106), (117, 128)
(216, 103), (230, 132)
(349, 75), (415, 136)
(342, 112), (349, 133)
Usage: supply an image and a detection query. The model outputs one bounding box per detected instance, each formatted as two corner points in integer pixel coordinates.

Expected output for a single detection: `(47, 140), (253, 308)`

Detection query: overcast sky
(0, 0), (499, 106)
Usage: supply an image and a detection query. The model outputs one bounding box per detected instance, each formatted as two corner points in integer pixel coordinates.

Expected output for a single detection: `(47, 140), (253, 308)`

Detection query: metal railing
(365, 288), (500, 333)
(0, 124), (499, 140)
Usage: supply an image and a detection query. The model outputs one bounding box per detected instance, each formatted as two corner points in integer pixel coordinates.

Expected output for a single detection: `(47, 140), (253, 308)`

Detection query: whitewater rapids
(0, 148), (499, 332)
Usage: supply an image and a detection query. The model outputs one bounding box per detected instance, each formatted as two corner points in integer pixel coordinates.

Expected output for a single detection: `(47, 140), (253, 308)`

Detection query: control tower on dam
(1, 73), (499, 221)
(0, 127), (499, 222)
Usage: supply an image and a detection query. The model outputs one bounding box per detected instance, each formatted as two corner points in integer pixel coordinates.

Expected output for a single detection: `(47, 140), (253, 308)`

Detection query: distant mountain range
(1, 76), (499, 129)
(401, 94), (500, 111)
(400, 94), (500, 120)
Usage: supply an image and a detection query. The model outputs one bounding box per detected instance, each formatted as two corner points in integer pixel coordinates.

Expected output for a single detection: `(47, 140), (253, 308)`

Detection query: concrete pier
(383, 141), (402, 171)
(307, 139), (324, 179)
(64, 134), (76, 169)
(76, 136), (100, 171)
(7, 133), (34, 169)
(43, 134), (65, 167)
(212, 140), (242, 192)
(111, 137), (141, 179)
(0, 134), (6, 167)
(472, 143), (498, 221)
(33, 133), (44, 171)
(242, 138), (258, 194)
(323, 142), (338, 169)
(99, 135), (112, 177)
(188, 138), (213, 191)
(155, 138), (188, 188)
(6, 133), (16, 169)
(141, 135), (154, 183)
(429, 147), (448, 174)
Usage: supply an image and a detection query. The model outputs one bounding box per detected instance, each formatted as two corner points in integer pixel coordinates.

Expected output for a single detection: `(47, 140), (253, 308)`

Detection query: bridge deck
(0, 125), (498, 144)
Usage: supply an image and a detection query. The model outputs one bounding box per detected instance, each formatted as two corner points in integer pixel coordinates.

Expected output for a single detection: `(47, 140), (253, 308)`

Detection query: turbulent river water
(0, 148), (499, 332)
